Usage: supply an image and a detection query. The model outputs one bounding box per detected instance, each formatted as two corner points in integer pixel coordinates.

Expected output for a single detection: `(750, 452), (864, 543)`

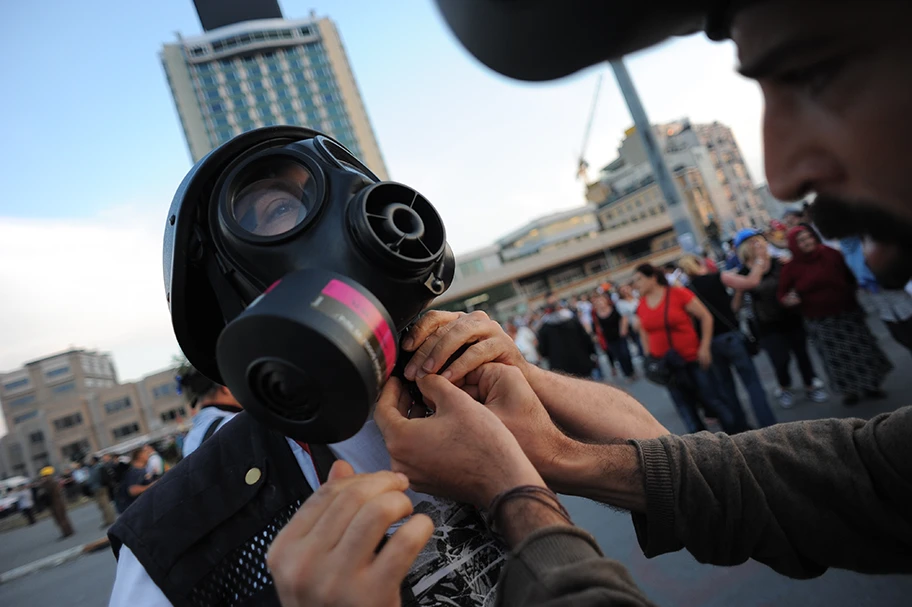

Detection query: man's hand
(375, 375), (545, 509)
(268, 461), (433, 607)
(401, 311), (530, 383)
(461, 363), (574, 483)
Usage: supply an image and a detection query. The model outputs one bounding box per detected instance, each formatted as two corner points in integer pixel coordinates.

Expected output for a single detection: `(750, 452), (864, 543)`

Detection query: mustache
(810, 196), (912, 245)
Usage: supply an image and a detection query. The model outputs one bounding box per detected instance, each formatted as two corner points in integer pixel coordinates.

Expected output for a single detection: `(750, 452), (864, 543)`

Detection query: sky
(0, 0), (767, 391)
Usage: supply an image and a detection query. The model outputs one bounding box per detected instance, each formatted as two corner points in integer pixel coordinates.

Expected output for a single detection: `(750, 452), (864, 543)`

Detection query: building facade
(688, 121), (770, 230)
(588, 119), (770, 238)
(161, 12), (388, 178)
(434, 208), (681, 320)
(0, 350), (187, 478)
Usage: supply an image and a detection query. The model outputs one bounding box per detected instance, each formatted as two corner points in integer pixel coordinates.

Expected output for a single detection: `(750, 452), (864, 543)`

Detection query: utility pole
(610, 59), (699, 253)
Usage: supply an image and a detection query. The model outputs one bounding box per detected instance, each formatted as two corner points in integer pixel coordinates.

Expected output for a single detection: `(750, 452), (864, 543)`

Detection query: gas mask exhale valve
(163, 127), (454, 444)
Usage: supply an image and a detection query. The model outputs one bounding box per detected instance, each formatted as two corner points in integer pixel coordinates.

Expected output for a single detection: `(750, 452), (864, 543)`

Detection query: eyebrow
(737, 35), (841, 79)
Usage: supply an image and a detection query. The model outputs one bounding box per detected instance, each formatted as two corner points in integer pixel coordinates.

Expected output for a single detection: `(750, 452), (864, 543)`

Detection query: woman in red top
(633, 263), (750, 434)
(778, 226), (892, 405)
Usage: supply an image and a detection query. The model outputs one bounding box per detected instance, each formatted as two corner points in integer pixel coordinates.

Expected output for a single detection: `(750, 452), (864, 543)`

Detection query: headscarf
(787, 225), (823, 262)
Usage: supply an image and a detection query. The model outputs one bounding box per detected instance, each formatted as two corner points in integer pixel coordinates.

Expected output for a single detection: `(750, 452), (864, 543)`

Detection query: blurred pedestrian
(841, 235), (912, 357)
(537, 295), (596, 377)
(39, 467), (74, 539)
(634, 263), (750, 433)
(779, 226), (893, 405)
(616, 284), (645, 358)
(89, 455), (117, 527)
(591, 293), (636, 381)
(145, 447), (164, 481)
(678, 254), (777, 427)
(120, 446), (156, 512)
(732, 229), (828, 408)
(15, 481), (35, 525)
(505, 319), (540, 366)
(177, 364), (244, 458)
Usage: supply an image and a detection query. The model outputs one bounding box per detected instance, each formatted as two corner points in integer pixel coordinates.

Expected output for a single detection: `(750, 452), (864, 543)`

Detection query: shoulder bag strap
(690, 286), (740, 334)
(663, 288), (675, 352)
(201, 417), (224, 444)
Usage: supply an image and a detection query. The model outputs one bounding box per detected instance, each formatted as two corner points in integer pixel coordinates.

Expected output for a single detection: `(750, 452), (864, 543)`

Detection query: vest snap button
(245, 467), (262, 485)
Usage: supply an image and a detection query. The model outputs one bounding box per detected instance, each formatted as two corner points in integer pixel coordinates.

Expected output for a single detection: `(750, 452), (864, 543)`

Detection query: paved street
(0, 501), (109, 573)
(1, 312), (910, 605)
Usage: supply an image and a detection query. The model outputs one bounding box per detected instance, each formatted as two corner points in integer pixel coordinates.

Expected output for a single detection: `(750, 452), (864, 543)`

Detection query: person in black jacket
(536, 296), (596, 377)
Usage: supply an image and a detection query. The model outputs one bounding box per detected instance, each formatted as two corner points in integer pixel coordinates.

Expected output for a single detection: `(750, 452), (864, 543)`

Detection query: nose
(762, 93), (844, 201)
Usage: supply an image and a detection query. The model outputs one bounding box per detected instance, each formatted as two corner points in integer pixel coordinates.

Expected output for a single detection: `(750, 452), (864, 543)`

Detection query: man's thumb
(327, 460), (355, 482)
(416, 374), (468, 414)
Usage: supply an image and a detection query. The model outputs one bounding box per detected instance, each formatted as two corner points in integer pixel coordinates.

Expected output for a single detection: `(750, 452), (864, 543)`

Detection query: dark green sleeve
(497, 526), (657, 607)
(630, 406), (912, 578)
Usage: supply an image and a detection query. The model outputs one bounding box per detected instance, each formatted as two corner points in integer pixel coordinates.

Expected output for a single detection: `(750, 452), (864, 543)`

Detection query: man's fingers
(335, 491), (415, 564)
(277, 471), (408, 554)
(438, 339), (500, 384)
(404, 311), (488, 380)
(374, 377), (409, 436)
(327, 460), (355, 483)
(402, 311), (462, 352)
(415, 374), (472, 414)
(372, 514), (434, 584)
(461, 385), (481, 402)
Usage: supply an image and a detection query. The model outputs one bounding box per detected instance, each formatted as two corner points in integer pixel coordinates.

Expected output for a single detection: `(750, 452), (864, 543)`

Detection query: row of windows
(52, 382), (76, 394)
(14, 410), (38, 425)
(113, 422), (140, 440)
(104, 396), (132, 414)
(46, 365), (71, 378)
(7, 394), (36, 407)
(53, 412), (83, 431)
(61, 439), (91, 463)
(152, 383), (176, 400)
(160, 407), (187, 422)
(85, 377), (116, 389)
(4, 377), (30, 391)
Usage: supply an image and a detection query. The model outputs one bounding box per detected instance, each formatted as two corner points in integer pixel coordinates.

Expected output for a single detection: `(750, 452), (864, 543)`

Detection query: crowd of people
(5, 435), (188, 540)
(499, 214), (910, 434)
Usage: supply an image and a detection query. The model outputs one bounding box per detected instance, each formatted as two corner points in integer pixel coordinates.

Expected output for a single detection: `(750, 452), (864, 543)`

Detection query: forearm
(526, 364), (667, 442)
(698, 315), (713, 352)
(496, 501), (657, 607)
(548, 441), (647, 513)
(631, 408), (912, 578)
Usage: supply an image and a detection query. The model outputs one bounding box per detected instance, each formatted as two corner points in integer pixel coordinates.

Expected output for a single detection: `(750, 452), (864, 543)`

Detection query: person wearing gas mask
(107, 128), (508, 607)
(175, 363), (244, 457)
(369, 0), (912, 604)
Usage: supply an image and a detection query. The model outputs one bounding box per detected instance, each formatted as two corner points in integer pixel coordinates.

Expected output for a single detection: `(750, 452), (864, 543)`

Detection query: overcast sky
(0, 0), (766, 411)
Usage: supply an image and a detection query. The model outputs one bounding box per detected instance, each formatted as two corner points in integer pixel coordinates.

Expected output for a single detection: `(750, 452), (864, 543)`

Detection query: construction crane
(576, 73), (603, 182)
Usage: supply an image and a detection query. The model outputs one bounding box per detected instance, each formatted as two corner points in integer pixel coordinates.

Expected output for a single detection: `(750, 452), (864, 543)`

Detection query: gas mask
(164, 127), (455, 443)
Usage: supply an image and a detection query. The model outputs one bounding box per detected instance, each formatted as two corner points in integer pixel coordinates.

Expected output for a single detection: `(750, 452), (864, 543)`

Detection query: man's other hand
(401, 311), (530, 383)
(268, 461), (433, 607)
(460, 363), (574, 484)
(375, 374), (545, 509)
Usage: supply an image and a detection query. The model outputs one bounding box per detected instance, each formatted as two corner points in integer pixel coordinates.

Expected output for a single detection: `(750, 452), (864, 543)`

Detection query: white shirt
(109, 420), (506, 607)
(181, 406), (240, 458)
(513, 326), (540, 364)
(145, 453), (164, 478)
(16, 488), (34, 509)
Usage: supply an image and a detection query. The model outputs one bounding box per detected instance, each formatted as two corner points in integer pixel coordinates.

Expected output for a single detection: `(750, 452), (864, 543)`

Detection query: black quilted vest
(108, 412), (334, 607)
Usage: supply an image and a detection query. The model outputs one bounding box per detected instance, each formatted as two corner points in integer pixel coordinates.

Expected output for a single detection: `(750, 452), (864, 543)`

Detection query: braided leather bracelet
(485, 485), (572, 536)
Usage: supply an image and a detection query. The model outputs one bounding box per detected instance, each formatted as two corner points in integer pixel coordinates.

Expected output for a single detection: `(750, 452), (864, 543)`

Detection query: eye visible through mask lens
(231, 158), (316, 237)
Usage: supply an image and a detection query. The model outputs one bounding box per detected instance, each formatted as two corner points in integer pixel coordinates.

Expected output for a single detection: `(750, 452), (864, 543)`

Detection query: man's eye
(778, 57), (847, 96)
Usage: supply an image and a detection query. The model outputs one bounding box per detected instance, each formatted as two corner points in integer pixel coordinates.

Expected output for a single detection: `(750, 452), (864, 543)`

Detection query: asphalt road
(0, 501), (109, 572)
(2, 311), (910, 606)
